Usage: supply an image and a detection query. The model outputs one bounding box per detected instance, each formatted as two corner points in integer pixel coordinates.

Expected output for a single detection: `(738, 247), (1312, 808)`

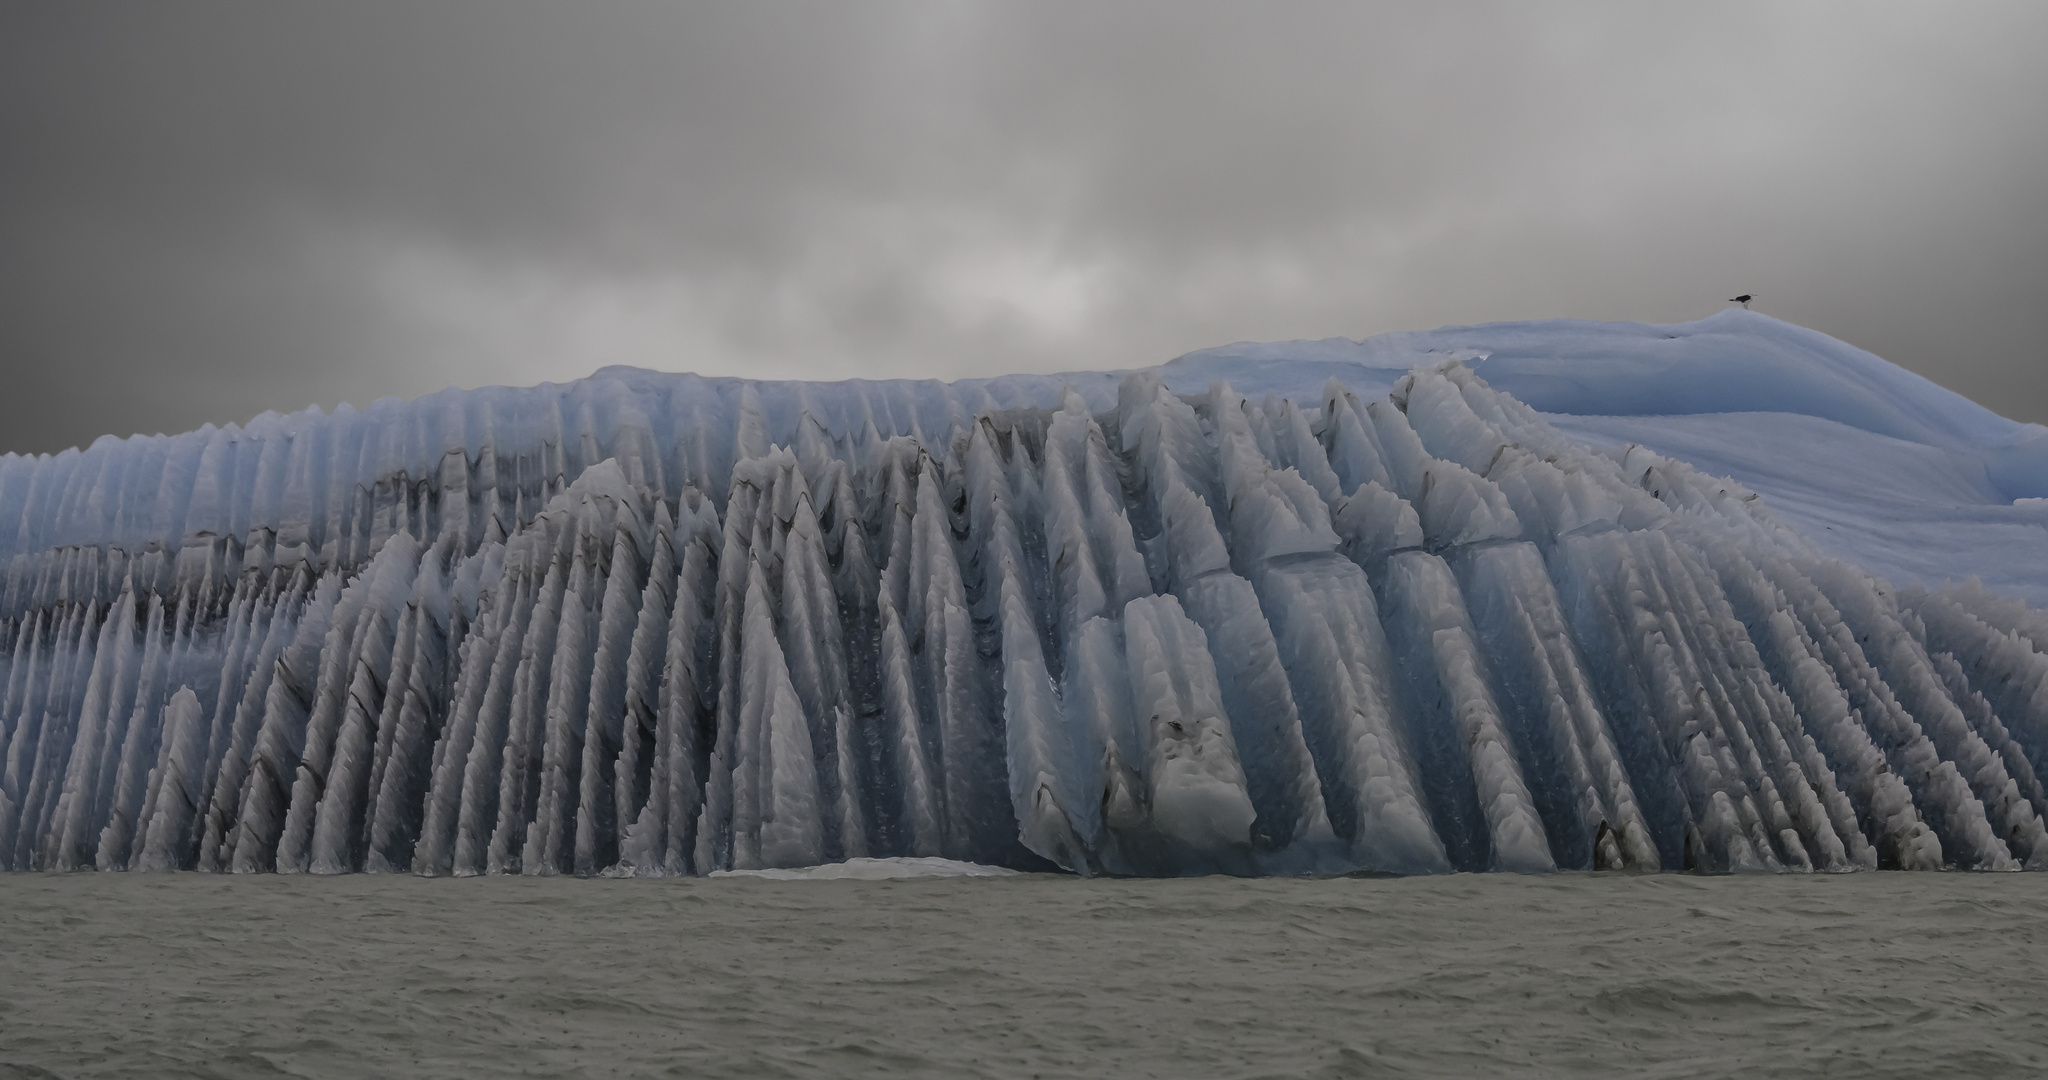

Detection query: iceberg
(2, 311), (2045, 876)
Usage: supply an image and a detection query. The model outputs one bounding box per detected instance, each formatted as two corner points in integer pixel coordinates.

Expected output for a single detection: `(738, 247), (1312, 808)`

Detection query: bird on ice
(1729, 294), (1753, 308)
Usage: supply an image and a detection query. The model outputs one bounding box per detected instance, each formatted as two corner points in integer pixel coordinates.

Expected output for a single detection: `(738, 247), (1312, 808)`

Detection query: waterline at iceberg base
(4, 319), (2048, 878)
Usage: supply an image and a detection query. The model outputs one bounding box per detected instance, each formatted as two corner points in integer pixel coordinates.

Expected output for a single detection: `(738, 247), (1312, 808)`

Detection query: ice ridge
(2, 353), (2045, 876)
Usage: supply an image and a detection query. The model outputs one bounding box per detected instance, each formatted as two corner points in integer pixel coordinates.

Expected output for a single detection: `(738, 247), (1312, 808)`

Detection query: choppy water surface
(4, 872), (2046, 1079)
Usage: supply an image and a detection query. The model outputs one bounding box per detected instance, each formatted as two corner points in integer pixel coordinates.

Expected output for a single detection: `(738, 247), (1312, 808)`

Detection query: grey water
(3, 873), (2045, 1079)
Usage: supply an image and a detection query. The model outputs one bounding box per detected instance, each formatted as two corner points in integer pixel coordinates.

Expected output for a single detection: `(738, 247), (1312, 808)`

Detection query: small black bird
(1729, 294), (1753, 308)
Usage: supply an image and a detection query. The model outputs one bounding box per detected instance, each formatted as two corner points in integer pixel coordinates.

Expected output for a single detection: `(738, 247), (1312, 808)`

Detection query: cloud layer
(4, 2), (2045, 453)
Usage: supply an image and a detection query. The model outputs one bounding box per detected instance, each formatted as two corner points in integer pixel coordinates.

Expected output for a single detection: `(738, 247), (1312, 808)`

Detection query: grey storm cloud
(3, 1), (2045, 454)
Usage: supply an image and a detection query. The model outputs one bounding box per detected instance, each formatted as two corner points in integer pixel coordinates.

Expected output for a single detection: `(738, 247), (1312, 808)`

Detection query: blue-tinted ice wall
(3, 360), (2047, 877)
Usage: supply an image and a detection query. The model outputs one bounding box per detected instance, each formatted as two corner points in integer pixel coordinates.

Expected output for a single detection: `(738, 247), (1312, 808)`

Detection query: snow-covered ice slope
(1172, 310), (2048, 605)
(3, 311), (2046, 876)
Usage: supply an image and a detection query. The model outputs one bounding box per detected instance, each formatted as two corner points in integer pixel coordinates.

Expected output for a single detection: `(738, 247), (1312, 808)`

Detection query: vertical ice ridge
(1906, 586), (2048, 831)
(909, 449), (987, 862)
(1457, 543), (1659, 870)
(433, 544), (534, 876)
(1183, 387), (1339, 862)
(661, 491), (723, 871)
(228, 572), (342, 874)
(281, 533), (422, 874)
(1319, 380), (1395, 497)
(1801, 561), (2017, 870)
(363, 549), (455, 873)
(400, 560), (496, 875)
(1728, 553), (1948, 868)
(17, 599), (103, 869)
(520, 516), (602, 875)
(775, 457), (865, 863)
(101, 591), (176, 870)
(1118, 594), (1258, 873)
(483, 525), (571, 875)
(564, 506), (652, 876)
(965, 419), (1084, 871)
(50, 587), (141, 870)
(728, 558), (825, 869)
(134, 686), (207, 872)
(186, 563), (284, 870)
(1717, 550), (1926, 869)
(1381, 551), (1555, 872)
(607, 502), (675, 874)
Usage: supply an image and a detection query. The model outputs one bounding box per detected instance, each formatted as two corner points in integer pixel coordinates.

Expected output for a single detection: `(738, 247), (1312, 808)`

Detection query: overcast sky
(3, 3), (2045, 454)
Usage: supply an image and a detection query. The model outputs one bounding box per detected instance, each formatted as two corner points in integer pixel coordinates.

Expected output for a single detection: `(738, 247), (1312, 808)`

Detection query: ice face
(3, 315), (2047, 876)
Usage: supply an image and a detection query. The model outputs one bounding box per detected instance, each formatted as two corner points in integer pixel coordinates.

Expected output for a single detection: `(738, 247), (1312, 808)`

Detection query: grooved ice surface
(2, 313), (2046, 876)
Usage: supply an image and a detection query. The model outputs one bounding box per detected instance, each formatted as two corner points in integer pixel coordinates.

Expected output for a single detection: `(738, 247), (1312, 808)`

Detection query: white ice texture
(708, 856), (1019, 881)
(3, 311), (2047, 876)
